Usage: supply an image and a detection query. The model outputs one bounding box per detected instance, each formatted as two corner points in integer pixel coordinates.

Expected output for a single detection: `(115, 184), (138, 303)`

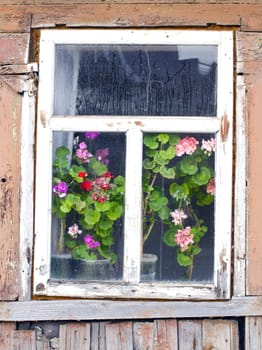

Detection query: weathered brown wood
(11, 330), (36, 350)
(91, 322), (107, 350)
(105, 321), (133, 350)
(0, 322), (16, 349)
(59, 323), (90, 349)
(0, 4), (259, 30)
(154, 319), (178, 350)
(202, 319), (239, 350)
(134, 322), (154, 350)
(245, 316), (262, 350)
(178, 320), (202, 350)
(0, 76), (23, 300)
(236, 32), (262, 295)
(0, 14), (31, 33)
(0, 34), (29, 64)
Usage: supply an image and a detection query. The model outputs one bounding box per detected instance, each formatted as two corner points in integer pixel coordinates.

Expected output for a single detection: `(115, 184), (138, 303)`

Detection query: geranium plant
(142, 133), (215, 279)
(52, 132), (125, 263)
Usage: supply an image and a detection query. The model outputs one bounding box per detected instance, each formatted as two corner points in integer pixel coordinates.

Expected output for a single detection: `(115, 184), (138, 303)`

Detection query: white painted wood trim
(19, 83), (36, 301)
(33, 29), (234, 299)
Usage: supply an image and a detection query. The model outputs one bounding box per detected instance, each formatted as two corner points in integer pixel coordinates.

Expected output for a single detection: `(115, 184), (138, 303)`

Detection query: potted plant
(51, 132), (125, 280)
(142, 133), (215, 280)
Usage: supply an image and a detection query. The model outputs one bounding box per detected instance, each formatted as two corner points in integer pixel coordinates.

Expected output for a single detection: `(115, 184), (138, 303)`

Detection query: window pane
(54, 45), (217, 116)
(51, 131), (125, 281)
(142, 133), (215, 282)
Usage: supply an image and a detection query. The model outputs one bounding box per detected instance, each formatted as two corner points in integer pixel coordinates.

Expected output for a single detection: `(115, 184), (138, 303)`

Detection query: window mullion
(123, 128), (143, 283)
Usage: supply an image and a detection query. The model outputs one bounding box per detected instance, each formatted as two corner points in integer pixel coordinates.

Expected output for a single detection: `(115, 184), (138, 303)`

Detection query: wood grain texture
(59, 323), (90, 350)
(178, 320), (202, 350)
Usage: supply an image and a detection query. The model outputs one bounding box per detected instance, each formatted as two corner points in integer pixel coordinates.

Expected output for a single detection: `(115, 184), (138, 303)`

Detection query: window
(34, 30), (233, 299)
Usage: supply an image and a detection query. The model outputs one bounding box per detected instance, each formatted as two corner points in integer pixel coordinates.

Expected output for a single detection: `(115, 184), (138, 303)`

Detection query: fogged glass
(54, 45), (217, 116)
(142, 133), (215, 282)
(50, 131), (125, 281)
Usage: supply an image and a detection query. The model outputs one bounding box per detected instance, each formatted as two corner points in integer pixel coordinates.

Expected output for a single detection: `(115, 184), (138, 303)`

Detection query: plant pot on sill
(71, 258), (111, 281)
(141, 253), (158, 282)
(51, 254), (72, 279)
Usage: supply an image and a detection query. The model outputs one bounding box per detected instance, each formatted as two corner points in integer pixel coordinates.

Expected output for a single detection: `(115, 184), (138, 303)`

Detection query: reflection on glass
(50, 132), (125, 281)
(54, 45), (217, 116)
(142, 133), (215, 282)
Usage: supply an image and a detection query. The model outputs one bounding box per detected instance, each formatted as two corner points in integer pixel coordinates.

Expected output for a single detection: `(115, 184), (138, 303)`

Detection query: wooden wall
(0, 1), (262, 349)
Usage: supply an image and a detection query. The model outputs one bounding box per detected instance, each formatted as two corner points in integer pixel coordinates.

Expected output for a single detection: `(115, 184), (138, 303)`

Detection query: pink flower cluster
(68, 223), (82, 238)
(175, 226), (194, 252)
(201, 138), (216, 155)
(176, 136), (199, 157)
(170, 209), (187, 225)
(52, 182), (68, 198)
(207, 178), (215, 195)
(76, 142), (93, 163)
(84, 234), (101, 249)
(79, 172), (113, 203)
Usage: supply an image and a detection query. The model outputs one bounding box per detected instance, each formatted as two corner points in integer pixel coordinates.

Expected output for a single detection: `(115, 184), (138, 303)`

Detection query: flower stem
(186, 255), (194, 280)
(57, 218), (66, 254)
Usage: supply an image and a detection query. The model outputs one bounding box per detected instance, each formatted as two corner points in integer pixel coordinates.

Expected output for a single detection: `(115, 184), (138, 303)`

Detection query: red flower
(103, 172), (113, 178)
(80, 180), (93, 191)
(78, 172), (88, 178)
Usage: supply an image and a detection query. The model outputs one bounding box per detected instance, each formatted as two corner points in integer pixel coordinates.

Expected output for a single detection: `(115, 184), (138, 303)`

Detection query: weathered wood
(0, 76), (23, 300)
(91, 322), (107, 350)
(0, 322), (16, 349)
(237, 33), (262, 295)
(202, 319), (239, 350)
(178, 320), (202, 350)
(59, 323), (90, 350)
(0, 33), (29, 64)
(105, 321), (133, 350)
(134, 322), (154, 350)
(11, 330), (36, 350)
(154, 319), (178, 350)
(0, 14), (31, 33)
(245, 316), (262, 350)
(1, 297), (262, 321)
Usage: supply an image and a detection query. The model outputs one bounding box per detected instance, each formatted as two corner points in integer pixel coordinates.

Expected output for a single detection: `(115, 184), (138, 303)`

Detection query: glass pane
(50, 131), (125, 281)
(54, 45), (217, 116)
(142, 133), (215, 282)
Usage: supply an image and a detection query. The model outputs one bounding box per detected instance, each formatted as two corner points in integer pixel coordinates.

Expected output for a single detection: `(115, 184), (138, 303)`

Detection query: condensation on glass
(54, 44), (217, 116)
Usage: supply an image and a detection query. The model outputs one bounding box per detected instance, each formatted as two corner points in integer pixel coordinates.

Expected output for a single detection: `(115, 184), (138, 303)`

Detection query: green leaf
(143, 158), (155, 170)
(177, 253), (193, 266)
(168, 134), (180, 146)
(95, 201), (111, 212)
(106, 202), (123, 221)
(191, 245), (201, 256)
(163, 228), (177, 247)
(192, 166), (211, 185)
(154, 152), (168, 165)
(169, 183), (189, 199)
(159, 166), (176, 179)
(84, 208), (101, 225)
(160, 146), (176, 160)
(55, 146), (70, 158)
(144, 135), (159, 149)
(158, 206), (170, 221)
(157, 133), (169, 144)
(89, 158), (107, 176)
(180, 157), (198, 175)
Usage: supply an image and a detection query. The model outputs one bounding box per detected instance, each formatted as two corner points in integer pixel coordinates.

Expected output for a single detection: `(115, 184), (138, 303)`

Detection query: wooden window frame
(33, 29), (233, 300)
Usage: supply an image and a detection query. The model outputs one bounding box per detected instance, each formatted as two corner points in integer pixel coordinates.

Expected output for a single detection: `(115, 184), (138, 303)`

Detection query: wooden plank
(2, 297), (262, 321)
(0, 33), (29, 64)
(202, 319), (239, 350)
(0, 14), (31, 33)
(154, 319), (178, 350)
(59, 323), (90, 350)
(133, 322), (154, 350)
(0, 76), (23, 300)
(0, 322), (16, 349)
(11, 330), (36, 350)
(245, 316), (262, 350)
(105, 322), (133, 350)
(178, 320), (202, 350)
(91, 322), (107, 350)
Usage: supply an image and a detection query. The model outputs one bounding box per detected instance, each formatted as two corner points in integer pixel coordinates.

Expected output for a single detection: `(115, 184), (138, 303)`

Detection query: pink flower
(68, 224), (82, 238)
(176, 136), (199, 157)
(95, 148), (109, 165)
(84, 234), (101, 249)
(201, 138), (216, 155)
(207, 178), (215, 195)
(171, 209), (188, 225)
(52, 182), (68, 198)
(76, 142), (93, 163)
(175, 226), (194, 252)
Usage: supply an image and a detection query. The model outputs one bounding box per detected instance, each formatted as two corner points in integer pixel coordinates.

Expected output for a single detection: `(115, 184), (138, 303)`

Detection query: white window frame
(33, 29), (233, 300)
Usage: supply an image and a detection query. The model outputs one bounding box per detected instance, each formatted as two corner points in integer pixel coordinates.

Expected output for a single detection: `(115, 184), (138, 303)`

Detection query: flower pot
(141, 253), (158, 282)
(71, 258), (110, 280)
(51, 254), (72, 279)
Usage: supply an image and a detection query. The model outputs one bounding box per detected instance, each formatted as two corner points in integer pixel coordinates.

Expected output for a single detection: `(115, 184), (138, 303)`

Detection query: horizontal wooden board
(0, 297), (261, 321)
